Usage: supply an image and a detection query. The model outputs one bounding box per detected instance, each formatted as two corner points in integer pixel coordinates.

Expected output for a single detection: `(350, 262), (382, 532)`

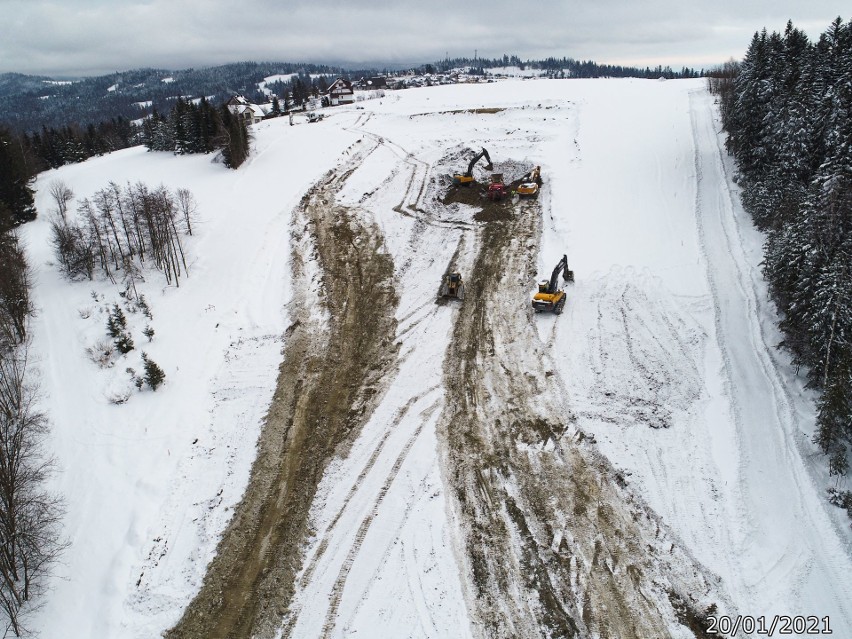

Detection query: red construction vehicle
(487, 173), (509, 201)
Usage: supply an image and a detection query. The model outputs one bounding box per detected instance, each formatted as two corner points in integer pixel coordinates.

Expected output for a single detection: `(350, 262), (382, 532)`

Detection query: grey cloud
(0, 0), (847, 76)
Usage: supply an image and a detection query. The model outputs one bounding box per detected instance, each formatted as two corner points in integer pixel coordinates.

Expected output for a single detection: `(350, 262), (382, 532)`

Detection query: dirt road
(438, 188), (722, 638)
(166, 146), (400, 639)
(168, 140), (727, 639)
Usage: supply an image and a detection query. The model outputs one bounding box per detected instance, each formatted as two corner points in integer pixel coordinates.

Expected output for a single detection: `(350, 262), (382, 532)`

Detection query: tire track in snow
(352, 127), (476, 231)
(280, 388), (438, 632)
(166, 141), (401, 639)
(318, 401), (439, 638)
(688, 89), (852, 626)
(281, 148), (475, 638)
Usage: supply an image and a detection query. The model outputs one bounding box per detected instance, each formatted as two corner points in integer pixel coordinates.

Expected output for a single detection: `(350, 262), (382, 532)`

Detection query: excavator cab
(439, 272), (465, 301)
(487, 173), (509, 201)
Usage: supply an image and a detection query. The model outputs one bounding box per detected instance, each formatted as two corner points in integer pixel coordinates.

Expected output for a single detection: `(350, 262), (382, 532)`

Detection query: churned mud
(168, 141), (725, 639)
(166, 148), (399, 639)
(437, 173), (722, 638)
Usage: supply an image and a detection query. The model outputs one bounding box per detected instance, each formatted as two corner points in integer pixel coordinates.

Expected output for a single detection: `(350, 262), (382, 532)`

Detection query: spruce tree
(141, 352), (166, 390)
(0, 127), (37, 228)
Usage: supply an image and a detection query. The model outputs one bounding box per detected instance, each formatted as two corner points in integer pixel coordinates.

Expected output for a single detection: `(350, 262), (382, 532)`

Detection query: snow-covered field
(21, 78), (852, 637)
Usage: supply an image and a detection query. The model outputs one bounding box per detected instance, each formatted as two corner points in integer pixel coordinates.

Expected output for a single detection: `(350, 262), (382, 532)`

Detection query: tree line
(262, 73), (333, 110)
(0, 62), (347, 134)
(712, 18), (852, 516)
(0, 129), (64, 635)
(0, 93), (252, 179)
(431, 54), (704, 79)
(141, 98), (250, 168)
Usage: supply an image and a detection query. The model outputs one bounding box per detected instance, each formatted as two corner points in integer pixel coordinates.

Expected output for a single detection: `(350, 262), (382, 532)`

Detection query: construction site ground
(27, 79), (852, 638)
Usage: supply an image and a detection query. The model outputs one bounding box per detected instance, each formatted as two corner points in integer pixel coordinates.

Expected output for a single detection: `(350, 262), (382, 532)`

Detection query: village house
(356, 76), (388, 90)
(226, 95), (267, 126)
(327, 78), (355, 106)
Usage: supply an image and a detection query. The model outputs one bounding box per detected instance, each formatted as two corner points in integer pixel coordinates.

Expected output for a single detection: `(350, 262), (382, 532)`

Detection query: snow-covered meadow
(21, 78), (852, 637)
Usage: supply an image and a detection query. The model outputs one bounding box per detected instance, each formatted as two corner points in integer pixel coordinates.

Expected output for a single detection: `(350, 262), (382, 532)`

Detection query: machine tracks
(165, 145), (400, 639)
(318, 402), (437, 638)
(438, 183), (724, 638)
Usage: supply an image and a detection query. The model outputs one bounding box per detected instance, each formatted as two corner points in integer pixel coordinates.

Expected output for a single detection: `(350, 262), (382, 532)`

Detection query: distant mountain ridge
(0, 56), (703, 134)
(0, 62), (355, 133)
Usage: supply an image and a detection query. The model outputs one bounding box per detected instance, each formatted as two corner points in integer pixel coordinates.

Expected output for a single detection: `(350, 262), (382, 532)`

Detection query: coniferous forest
(712, 18), (852, 514)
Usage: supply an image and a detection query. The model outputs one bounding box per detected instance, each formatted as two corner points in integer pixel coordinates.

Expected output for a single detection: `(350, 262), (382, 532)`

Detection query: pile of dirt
(442, 182), (515, 222)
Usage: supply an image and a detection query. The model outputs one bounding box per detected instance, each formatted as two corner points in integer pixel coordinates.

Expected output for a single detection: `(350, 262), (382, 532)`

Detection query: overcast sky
(0, 0), (847, 77)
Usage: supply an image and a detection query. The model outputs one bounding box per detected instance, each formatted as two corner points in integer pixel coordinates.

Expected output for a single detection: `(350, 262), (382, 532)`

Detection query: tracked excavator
(453, 148), (493, 186)
(516, 166), (541, 197)
(288, 111), (324, 125)
(532, 254), (573, 314)
(438, 272), (465, 300)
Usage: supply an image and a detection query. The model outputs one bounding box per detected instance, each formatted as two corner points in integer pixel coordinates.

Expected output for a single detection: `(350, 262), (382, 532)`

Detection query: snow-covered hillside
(22, 78), (852, 638)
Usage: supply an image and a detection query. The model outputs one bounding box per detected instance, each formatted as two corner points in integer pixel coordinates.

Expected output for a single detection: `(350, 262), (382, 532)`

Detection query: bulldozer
(532, 255), (573, 314)
(453, 148), (493, 186)
(439, 272), (465, 300)
(516, 166), (541, 197)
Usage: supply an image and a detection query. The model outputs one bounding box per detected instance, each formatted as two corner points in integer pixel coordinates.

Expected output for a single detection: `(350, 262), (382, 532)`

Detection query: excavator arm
(547, 255), (570, 293)
(466, 148), (493, 176)
(453, 148), (494, 185)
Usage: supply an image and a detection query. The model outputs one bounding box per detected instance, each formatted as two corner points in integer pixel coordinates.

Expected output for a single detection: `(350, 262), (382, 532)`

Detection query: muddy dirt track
(438, 186), (721, 638)
(168, 141), (725, 639)
(166, 147), (399, 639)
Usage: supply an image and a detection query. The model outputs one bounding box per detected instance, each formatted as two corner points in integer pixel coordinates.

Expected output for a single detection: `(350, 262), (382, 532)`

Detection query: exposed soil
(437, 166), (722, 638)
(165, 147), (399, 639)
(166, 140), (725, 639)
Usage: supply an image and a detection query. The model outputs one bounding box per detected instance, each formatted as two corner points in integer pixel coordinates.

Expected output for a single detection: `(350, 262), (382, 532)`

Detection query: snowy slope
(21, 78), (852, 638)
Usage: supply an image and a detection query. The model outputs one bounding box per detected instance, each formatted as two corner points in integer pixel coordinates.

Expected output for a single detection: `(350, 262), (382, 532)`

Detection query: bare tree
(48, 183), (196, 288)
(175, 188), (196, 236)
(49, 215), (93, 281)
(0, 236), (32, 346)
(0, 342), (65, 636)
(46, 181), (73, 224)
(78, 199), (113, 283)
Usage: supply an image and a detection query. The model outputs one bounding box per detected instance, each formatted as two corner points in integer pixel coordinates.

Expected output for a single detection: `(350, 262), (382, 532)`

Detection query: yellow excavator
(532, 255), (573, 314)
(516, 166), (541, 197)
(439, 272), (465, 300)
(453, 148), (493, 186)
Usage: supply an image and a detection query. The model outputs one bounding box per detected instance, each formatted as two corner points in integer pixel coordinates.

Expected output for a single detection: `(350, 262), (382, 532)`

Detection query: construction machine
(439, 272), (465, 300)
(532, 255), (574, 314)
(516, 166), (541, 197)
(453, 148), (493, 186)
(289, 111), (324, 125)
(487, 173), (509, 201)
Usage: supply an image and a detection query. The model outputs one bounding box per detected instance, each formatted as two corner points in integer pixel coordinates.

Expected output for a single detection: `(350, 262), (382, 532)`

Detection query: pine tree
(218, 105), (250, 169)
(106, 303), (127, 338)
(141, 352), (165, 390)
(115, 331), (134, 354)
(0, 127), (37, 229)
